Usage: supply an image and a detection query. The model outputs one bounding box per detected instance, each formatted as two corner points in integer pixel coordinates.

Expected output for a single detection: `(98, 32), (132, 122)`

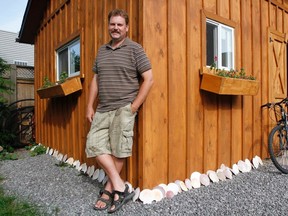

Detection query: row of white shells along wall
(39, 144), (263, 205)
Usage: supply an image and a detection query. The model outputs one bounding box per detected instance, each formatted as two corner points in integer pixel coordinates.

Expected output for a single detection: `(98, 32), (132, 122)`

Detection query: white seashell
(49, 148), (53, 155)
(73, 160), (78, 166)
(66, 157), (74, 165)
(223, 168), (233, 179)
(62, 154), (67, 162)
(92, 169), (99, 180)
(80, 163), (87, 173)
(166, 190), (175, 199)
(66, 157), (73, 165)
(238, 160), (248, 173)
(206, 170), (213, 175)
(200, 174), (210, 186)
(190, 178), (201, 188)
(190, 171), (201, 181)
(174, 180), (181, 191)
(74, 160), (81, 171)
(139, 189), (153, 204)
(87, 166), (91, 176)
(174, 180), (184, 193)
(255, 155), (263, 165)
(231, 164), (239, 175)
(89, 165), (95, 177)
(153, 186), (166, 197)
(158, 183), (168, 194)
(245, 159), (252, 172)
(57, 153), (63, 161)
(175, 180), (188, 192)
(152, 188), (164, 202)
(167, 183), (180, 195)
(216, 169), (226, 181)
(125, 181), (133, 193)
(184, 178), (192, 190)
(53, 150), (58, 158)
(102, 175), (108, 185)
(252, 157), (259, 169)
(97, 169), (105, 182)
(207, 170), (219, 183)
(220, 163), (227, 171)
(179, 181), (188, 191)
(133, 187), (140, 202)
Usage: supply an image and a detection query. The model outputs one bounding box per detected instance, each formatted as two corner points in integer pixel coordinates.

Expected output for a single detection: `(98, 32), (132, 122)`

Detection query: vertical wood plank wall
(140, 0), (288, 188)
(34, 0), (288, 189)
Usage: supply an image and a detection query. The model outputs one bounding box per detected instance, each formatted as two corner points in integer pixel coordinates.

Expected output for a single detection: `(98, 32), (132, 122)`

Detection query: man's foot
(93, 189), (113, 211)
(108, 184), (135, 214)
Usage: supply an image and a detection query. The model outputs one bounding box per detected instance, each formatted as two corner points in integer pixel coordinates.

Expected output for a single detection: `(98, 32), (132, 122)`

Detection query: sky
(0, 0), (28, 33)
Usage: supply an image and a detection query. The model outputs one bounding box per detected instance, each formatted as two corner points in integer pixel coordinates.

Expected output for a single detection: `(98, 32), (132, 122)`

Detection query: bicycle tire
(268, 124), (288, 174)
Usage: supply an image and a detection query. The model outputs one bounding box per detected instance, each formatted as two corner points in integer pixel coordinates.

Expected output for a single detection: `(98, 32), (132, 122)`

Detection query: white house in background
(0, 30), (34, 66)
(0, 29), (35, 104)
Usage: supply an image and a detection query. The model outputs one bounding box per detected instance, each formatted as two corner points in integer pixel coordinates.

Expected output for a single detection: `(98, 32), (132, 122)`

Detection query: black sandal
(108, 184), (135, 214)
(93, 189), (113, 211)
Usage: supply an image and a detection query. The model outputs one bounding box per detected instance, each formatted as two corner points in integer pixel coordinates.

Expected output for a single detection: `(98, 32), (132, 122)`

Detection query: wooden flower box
(200, 68), (259, 96)
(37, 77), (82, 99)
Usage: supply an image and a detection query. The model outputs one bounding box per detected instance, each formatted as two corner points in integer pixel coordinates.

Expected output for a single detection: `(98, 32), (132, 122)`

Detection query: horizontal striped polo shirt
(92, 37), (151, 112)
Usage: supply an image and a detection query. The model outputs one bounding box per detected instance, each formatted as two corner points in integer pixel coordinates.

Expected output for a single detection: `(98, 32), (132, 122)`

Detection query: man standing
(85, 9), (153, 213)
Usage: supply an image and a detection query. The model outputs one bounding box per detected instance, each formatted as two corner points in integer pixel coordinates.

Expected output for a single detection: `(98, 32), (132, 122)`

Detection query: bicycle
(261, 97), (288, 174)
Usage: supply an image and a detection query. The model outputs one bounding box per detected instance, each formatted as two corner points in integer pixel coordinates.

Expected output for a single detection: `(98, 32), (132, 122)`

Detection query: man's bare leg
(94, 154), (125, 209)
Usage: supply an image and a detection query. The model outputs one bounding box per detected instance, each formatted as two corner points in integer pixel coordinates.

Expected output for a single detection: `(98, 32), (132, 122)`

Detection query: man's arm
(86, 74), (98, 122)
(131, 69), (154, 113)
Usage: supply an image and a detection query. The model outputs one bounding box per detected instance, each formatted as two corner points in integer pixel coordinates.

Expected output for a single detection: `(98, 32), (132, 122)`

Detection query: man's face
(108, 16), (128, 42)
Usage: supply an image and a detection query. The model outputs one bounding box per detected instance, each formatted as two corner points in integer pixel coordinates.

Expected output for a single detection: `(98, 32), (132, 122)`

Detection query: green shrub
(29, 144), (47, 157)
(0, 150), (18, 161)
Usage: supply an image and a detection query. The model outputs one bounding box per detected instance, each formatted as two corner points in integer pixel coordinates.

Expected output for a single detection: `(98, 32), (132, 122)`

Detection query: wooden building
(18, 0), (288, 189)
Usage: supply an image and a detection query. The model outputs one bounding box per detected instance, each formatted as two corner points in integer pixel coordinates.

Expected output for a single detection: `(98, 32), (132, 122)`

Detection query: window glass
(58, 49), (68, 76)
(221, 26), (233, 68)
(69, 42), (80, 75)
(206, 19), (234, 70)
(57, 38), (80, 80)
(206, 22), (218, 67)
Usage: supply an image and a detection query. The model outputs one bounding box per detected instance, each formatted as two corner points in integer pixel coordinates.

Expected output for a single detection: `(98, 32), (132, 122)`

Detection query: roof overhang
(17, 0), (47, 44)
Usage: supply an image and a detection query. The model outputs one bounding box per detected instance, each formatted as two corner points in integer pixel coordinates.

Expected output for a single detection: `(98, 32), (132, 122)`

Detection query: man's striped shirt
(92, 38), (151, 112)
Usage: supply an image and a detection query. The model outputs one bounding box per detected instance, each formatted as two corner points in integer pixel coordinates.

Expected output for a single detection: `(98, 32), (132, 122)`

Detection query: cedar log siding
(33, 0), (288, 189)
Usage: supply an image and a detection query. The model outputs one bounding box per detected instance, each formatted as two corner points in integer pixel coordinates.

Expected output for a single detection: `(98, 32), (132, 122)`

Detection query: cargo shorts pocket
(121, 130), (134, 152)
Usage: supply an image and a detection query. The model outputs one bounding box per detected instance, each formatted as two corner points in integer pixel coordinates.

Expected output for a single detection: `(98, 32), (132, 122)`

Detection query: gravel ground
(1, 149), (288, 216)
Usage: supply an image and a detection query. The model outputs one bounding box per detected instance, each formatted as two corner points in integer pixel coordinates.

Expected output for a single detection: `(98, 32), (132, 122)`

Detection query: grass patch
(0, 150), (18, 161)
(0, 176), (43, 216)
(55, 161), (70, 168)
(25, 144), (47, 157)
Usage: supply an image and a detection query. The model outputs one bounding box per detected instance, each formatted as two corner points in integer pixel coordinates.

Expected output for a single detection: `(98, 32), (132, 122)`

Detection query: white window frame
(206, 18), (235, 70)
(56, 38), (80, 80)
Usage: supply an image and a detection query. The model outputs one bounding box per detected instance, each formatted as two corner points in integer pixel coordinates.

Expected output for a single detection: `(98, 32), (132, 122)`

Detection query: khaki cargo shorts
(85, 103), (137, 158)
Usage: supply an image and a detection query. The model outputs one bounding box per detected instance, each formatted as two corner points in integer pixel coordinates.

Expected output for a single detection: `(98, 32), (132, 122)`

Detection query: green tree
(0, 57), (15, 150)
(0, 57), (13, 103)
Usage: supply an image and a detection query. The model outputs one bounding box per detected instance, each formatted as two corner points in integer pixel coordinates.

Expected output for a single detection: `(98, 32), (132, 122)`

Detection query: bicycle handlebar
(261, 102), (272, 108)
(261, 97), (288, 108)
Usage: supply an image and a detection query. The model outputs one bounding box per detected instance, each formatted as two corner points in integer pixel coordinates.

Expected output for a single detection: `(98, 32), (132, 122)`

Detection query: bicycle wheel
(268, 124), (288, 174)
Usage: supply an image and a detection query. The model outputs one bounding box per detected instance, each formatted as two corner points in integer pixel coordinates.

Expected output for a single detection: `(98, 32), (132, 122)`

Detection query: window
(14, 60), (28, 66)
(206, 19), (234, 70)
(56, 38), (80, 80)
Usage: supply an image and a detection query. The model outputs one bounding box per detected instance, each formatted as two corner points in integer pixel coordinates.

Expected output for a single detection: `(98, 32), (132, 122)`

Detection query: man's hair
(108, 9), (129, 25)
